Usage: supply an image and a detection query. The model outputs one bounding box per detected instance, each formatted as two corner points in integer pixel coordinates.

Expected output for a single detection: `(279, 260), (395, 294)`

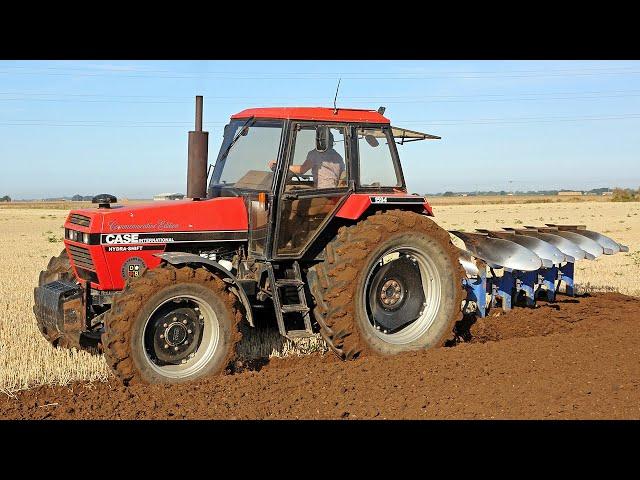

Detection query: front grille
(70, 214), (91, 227)
(68, 244), (95, 271)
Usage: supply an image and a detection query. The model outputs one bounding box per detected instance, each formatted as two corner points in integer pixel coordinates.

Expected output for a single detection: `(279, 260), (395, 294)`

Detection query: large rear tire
(307, 209), (465, 359)
(34, 249), (83, 350)
(101, 264), (243, 385)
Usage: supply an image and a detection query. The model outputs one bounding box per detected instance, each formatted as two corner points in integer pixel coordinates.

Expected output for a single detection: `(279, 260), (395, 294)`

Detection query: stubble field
(0, 201), (638, 419)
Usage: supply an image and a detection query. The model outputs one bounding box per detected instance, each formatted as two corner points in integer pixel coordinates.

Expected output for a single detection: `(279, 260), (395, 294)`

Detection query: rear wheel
(34, 249), (83, 350)
(307, 209), (465, 359)
(102, 264), (243, 385)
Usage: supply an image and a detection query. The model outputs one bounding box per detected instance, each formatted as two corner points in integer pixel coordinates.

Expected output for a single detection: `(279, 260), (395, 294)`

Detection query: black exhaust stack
(186, 95), (209, 200)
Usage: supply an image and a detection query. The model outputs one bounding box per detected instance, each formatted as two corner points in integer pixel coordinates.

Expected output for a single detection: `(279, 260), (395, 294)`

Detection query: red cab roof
(231, 107), (390, 124)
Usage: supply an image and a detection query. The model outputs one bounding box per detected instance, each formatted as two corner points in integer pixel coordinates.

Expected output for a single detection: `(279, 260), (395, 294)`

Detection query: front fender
(154, 252), (254, 327)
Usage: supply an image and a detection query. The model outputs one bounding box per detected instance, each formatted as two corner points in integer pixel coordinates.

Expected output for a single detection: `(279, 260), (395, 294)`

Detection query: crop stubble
(0, 201), (638, 398)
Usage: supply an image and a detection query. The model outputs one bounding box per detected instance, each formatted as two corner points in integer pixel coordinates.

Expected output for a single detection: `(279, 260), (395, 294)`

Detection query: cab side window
(357, 127), (400, 188)
(285, 125), (347, 191)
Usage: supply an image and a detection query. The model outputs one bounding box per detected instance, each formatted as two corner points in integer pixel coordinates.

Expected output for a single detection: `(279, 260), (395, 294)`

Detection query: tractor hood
(64, 197), (248, 235)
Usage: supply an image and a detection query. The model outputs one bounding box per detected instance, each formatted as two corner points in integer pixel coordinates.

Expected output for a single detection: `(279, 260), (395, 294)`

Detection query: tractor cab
(207, 107), (438, 261)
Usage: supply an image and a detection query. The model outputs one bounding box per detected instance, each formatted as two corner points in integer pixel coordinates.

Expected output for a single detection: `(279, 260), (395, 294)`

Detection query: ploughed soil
(2, 293), (640, 420)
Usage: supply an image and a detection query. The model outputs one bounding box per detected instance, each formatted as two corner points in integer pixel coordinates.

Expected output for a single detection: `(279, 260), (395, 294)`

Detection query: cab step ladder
(266, 261), (314, 340)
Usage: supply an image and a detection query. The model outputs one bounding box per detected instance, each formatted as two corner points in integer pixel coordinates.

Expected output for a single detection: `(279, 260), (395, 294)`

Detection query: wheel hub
(151, 307), (201, 364)
(367, 254), (426, 332)
(380, 279), (403, 307)
(164, 322), (188, 346)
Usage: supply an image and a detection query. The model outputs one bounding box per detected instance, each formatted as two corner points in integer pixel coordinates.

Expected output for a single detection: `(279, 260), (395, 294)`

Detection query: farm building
(153, 192), (185, 201)
(558, 191), (583, 196)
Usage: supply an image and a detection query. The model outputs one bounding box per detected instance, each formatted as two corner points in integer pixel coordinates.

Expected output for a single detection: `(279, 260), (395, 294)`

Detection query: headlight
(65, 228), (90, 244)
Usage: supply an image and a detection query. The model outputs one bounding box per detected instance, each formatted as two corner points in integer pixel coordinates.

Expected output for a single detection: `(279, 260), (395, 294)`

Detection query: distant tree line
(428, 187), (614, 197)
(611, 187), (640, 202)
(0, 195), (11, 202)
(39, 195), (94, 201)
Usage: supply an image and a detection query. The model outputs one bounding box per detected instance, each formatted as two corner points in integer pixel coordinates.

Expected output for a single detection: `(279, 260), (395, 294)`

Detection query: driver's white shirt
(305, 148), (345, 189)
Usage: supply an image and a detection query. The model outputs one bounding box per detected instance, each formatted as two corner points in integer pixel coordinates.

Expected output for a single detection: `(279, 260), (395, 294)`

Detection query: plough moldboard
(452, 224), (629, 317)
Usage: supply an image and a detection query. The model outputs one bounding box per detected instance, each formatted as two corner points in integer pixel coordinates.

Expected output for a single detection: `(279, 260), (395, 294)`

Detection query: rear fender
(335, 193), (433, 220)
(155, 252), (254, 327)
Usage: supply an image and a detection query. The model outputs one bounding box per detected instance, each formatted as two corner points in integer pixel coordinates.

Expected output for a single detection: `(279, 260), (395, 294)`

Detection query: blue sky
(1, 60), (639, 199)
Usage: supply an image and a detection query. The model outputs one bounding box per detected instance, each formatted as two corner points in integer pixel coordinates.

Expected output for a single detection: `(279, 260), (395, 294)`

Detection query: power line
(2, 68), (640, 80)
(2, 64), (637, 75)
(2, 113), (640, 128)
(0, 121), (228, 126)
(1, 91), (640, 105)
(3, 88), (640, 99)
(399, 113), (640, 125)
(0, 98), (187, 104)
(3, 63), (639, 76)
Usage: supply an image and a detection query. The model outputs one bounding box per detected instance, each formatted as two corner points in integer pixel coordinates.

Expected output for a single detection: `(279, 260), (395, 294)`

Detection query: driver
(269, 131), (345, 189)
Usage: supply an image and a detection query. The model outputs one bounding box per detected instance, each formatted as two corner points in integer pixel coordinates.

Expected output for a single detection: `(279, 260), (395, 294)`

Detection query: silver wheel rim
(142, 294), (220, 379)
(362, 246), (442, 345)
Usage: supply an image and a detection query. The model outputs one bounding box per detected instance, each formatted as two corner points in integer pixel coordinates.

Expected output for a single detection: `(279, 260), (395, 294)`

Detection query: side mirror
(365, 135), (379, 147)
(316, 126), (330, 152)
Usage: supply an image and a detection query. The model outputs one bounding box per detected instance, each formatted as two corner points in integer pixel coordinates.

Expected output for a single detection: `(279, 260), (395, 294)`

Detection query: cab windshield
(208, 119), (283, 195)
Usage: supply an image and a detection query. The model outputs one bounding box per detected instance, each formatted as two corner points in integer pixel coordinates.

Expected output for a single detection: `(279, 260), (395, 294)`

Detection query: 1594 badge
(121, 257), (147, 280)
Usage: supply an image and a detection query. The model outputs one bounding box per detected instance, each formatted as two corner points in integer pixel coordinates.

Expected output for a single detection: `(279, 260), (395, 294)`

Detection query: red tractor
(34, 97), (464, 383)
(36, 97), (626, 384)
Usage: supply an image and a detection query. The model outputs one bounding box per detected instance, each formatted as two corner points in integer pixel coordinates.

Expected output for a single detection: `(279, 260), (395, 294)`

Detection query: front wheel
(102, 264), (242, 385)
(307, 209), (465, 359)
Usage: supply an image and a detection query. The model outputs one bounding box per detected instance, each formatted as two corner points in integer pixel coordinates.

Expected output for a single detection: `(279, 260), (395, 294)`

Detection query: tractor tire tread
(101, 263), (243, 385)
(307, 209), (465, 360)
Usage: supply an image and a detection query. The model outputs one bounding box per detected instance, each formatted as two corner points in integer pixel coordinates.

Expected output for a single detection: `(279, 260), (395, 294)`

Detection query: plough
(453, 224), (629, 317)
